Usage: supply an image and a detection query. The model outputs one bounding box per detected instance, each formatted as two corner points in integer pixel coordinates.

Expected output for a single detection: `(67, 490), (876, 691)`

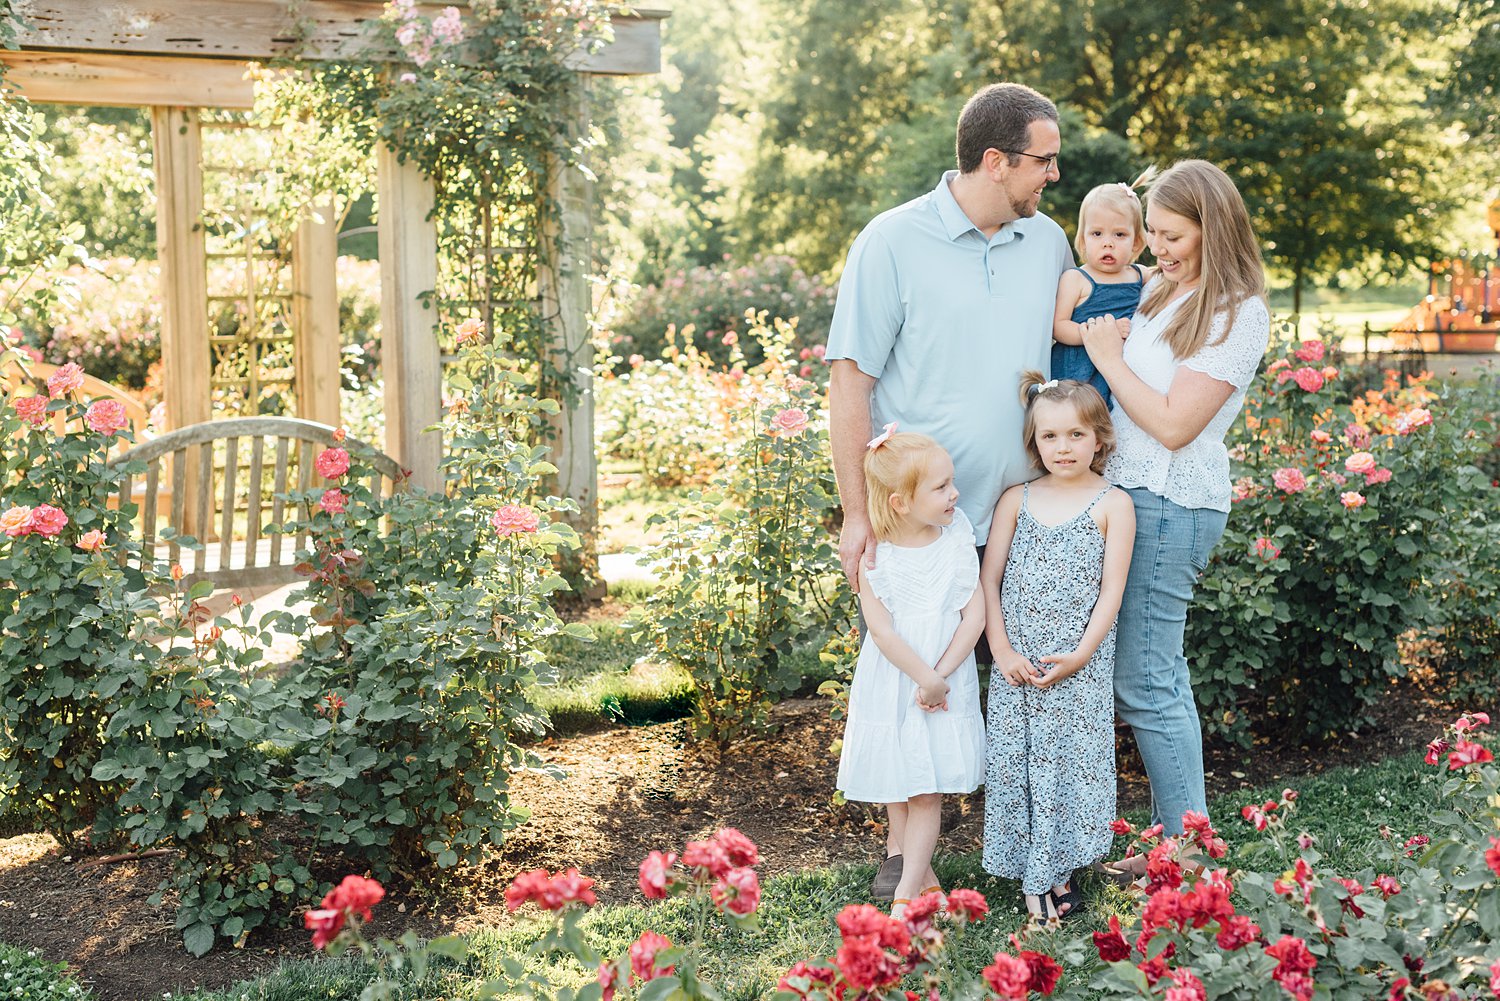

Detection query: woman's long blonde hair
(1139, 160), (1266, 359)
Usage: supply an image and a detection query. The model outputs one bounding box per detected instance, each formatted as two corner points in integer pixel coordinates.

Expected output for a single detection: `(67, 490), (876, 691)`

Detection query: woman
(1080, 160), (1269, 868)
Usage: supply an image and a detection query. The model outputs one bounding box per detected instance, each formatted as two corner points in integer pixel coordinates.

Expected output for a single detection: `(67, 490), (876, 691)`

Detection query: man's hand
(839, 516), (877, 589)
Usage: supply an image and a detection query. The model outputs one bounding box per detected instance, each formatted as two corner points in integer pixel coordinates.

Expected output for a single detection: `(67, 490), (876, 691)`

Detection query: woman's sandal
(1023, 892), (1061, 927)
(1050, 874), (1085, 921)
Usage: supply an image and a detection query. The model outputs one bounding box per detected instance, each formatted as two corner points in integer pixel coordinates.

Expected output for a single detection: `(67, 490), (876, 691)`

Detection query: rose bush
(629, 314), (845, 746)
(1186, 332), (1494, 741)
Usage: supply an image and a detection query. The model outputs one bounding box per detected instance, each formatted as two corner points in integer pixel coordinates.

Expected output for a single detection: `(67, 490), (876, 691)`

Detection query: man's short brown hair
(956, 83), (1059, 174)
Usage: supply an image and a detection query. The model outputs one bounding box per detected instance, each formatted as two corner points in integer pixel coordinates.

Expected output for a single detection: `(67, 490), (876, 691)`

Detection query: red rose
(1093, 914), (1131, 962)
(544, 868), (597, 909)
(1486, 837), (1500, 878)
(981, 953), (1031, 1000)
(1216, 913), (1261, 950)
(314, 446), (351, 480)
(322, 874), (384, 921)
(834, 937), (902, 991)
(1020, 949), (1063, 995)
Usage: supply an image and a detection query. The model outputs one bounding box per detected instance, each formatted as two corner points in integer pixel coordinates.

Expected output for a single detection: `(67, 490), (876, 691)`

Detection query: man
(825, 82), (1074, 901)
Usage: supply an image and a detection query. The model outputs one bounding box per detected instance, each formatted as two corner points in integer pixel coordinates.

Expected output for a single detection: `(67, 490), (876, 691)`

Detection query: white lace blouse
(1103, 282), (1270, 512)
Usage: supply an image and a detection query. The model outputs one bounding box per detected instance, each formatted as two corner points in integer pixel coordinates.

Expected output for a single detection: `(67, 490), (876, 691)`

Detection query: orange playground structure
(1391, 198), (1500, 354)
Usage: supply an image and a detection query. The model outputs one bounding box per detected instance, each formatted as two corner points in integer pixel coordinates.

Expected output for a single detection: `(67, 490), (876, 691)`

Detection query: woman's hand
(1081, 313), (1127, 367)
(1031, 649), (1087, 689)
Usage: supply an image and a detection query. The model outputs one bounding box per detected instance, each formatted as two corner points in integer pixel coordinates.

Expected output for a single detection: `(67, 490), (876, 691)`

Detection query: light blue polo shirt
(827, 170), (1074, 541)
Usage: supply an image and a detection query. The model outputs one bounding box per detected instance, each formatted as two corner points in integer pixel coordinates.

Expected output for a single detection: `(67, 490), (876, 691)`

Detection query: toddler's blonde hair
(1018, 371), (1115, 475)
(863, 432), (947, 542)
(1073, 174), (1151, 261)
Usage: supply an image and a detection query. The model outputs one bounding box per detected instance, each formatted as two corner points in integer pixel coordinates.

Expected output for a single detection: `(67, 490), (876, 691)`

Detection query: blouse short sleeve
(1180, 296), (1271, 389)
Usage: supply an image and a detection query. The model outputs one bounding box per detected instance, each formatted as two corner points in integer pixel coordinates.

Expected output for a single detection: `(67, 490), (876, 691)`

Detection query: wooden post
(292, 197), (343, 428)
(151, 105), (211, 535)
(539, 80), (601, 595)
(376, 143), (442, 491)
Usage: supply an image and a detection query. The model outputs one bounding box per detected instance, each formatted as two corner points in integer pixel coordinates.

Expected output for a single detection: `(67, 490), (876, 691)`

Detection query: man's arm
(829, 360), (878, 587)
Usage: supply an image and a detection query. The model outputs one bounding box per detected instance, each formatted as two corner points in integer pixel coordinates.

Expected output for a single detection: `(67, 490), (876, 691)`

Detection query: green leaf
(182, 922), (215, 957)
(636, 976), (684, 1001)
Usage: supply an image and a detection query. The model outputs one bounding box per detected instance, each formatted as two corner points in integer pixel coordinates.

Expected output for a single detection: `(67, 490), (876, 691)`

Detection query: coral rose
(598, 960), (621, 1001)
(1395, 407), (1433, 434)
(76, 529), (105, 552)
(491, 504), (541, 538)
(1365, 467), (1392, 485)
(12, 395), (47, 426)
(319, 489), (346, 515)
(713, 827), (760, 868)
(1448, 740), (1494, 769)
(628, 930), (674, 983)
(1345, 423), (1372, 449)
(638, 849), (677, 900)
(1340, 491), (1366, 509)
(84, 399), (129, 436)
(945, 887), (988, 923)
(1165, 968), (1207, 1001)
(1294, 340), (1325, 362)
(1292, 367), (1324, 392)
(29, 504), (68, 536)
(455, 317), (483, 345)
(769, 408), (810, 438)
(1272, 467), (1307, 493)
(0, 505), (33, 537)
(304, 907), (344, 950)
(682, 838), (731, 878)
(1310, 429), (1331, 444)
(711, 866), (760, 916)
(1344, 451), (1377, 475)
(322, 874), (384, 920)
(1254, 536), (1281, 560)
(46, 362), (85, 399)
(314, 447), (350, 480)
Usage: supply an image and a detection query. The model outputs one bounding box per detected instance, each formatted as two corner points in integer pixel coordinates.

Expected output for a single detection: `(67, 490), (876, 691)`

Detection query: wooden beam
(152, 106), (212, 535)
(292, 199), (343, 428)
(376, 144), (442, 491)
(0, 51), (256, 108)
(539, 81), (601, 594)
(12, 0), (667, 75)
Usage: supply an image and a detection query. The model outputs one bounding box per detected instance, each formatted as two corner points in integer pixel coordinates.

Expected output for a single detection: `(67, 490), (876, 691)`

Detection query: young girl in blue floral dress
(979, 374), (1135, 923)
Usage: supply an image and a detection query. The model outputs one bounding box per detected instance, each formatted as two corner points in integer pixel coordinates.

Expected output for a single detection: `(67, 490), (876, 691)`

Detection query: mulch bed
(0, 680), (1484, 1000)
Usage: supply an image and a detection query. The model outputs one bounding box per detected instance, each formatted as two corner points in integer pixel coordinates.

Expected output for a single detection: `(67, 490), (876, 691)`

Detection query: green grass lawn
(144, 749), (1437, 1001)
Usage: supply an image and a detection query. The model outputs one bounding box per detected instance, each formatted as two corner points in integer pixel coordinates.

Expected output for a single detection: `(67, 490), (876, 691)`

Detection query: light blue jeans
(1115, 489), (1227, 836)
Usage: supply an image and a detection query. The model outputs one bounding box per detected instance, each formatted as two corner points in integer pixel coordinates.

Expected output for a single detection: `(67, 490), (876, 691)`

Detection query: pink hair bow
(866, 421), (898, 449)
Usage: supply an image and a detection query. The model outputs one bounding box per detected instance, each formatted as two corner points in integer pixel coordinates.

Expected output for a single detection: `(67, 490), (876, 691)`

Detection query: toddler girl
(979, 375), (1134, 922)
(836, 427), (986, 917)
(1052, 180), (1154, 408)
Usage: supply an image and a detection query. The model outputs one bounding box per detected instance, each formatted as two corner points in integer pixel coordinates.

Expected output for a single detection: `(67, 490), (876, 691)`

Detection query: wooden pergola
(2, 0), (668, 534)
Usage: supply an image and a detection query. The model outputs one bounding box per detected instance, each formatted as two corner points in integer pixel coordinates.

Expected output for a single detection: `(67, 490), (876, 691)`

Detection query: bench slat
(143, 460), (160, 559)
(195, 444), (213, 570)
(169, 450), (186, 566)
(246, 436), (265, 558)
(270, 437), (290, 566)
(219, 436), (239, 570)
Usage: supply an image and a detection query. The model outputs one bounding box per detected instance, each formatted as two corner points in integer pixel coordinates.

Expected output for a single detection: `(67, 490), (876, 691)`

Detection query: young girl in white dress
(835, 427), (986, 917)
(979, 374), (1135, 923)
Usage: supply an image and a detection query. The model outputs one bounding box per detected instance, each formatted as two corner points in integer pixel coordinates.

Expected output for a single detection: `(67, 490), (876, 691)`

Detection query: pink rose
(1372, 874), (1401, 897)
(46, 362), (85, 399)
(1365, 467), (1392, 485)
(769, 408), (809, 438)
(76, 529), (105, 552)
(1292, 367), (1324, 393)
(811, 344), (826, 358)
(84, 399), (129, 436)
(1448, 739), (1494, 769)
(455, 318), (483, 344)
(399, 71), (418, 83)
(1321, 365), (1338, 379)
(598, 961), (621, 1001)
(12, 395), (47, 426)
(1254, 536), (1281, 560)
(490, 504), (540, 538)
(1165, 968), (1206, 1001)
(682, 838), (731, 878)
(721, 330), (738, 346)
(1324, 470), (1347, 486)
(1310, 429), (1331, 444)
(1490, 959), (1500, 997)
(0, 505), (33, 537)
(628, 930), (675, 983)
(1344, 451), (1377, 475)
(1395, 407), (1433, 434)
(319, 489), (347, 515)
(1345, 423), (1372, 449)
(637, 850), (677, 900)
(1340, 490), (1366, 509)
(711, 866), (760, 916)
(1294, 340), (1325, 362)
(1272, 467), (1307, 493)
(431, 5), (464, 44)
(29, 504), (68, 536)
(314, 447), (350, 480)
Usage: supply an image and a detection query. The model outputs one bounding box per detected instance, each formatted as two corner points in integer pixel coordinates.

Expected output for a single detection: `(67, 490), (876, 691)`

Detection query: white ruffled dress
(836, 509), (986, 803)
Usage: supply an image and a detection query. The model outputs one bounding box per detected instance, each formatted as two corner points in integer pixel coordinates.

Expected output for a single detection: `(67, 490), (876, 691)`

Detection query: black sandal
(1050, 884), (1085, 921)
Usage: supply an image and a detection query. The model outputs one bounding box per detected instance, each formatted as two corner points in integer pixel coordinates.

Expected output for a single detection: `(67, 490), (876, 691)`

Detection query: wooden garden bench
(2, 359), (153, 439)
(108, 416), (403, 590)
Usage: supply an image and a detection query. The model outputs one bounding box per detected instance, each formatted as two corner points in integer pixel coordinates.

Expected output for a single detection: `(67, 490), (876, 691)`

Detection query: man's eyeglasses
(1001, 149), (1058, 171)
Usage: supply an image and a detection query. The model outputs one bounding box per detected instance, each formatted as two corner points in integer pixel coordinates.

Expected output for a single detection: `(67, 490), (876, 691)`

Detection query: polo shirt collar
(932, 170), (1033, 244)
